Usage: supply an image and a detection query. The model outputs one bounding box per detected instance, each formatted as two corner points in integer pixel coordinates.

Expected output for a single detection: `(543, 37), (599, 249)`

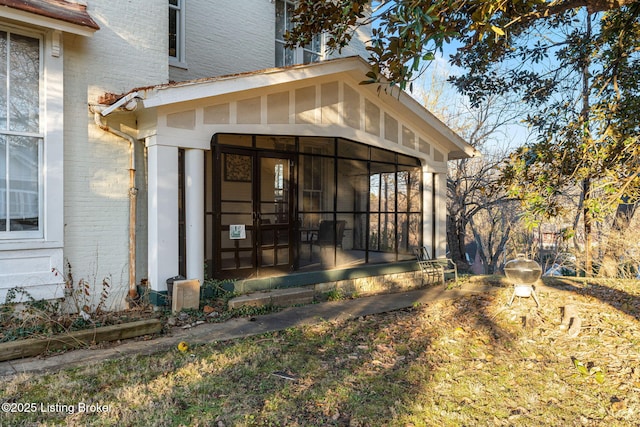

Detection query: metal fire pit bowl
(504, 253), (542, 306)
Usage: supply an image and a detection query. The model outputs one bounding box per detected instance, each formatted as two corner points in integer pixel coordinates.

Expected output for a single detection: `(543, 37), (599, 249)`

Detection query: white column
(185, 148), (205, 284)
(422, 167), (435, 258)
(147, 141), (179, 293)
(433, 172), (448, 257)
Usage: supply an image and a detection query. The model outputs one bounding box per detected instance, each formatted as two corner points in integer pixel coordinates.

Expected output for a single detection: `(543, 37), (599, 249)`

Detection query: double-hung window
(275, 0), (323, 67)
(0, 29), (42, 238)
(169, 0), (186, 66)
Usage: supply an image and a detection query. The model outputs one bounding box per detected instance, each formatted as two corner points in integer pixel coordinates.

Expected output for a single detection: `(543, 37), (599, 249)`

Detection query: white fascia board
(141, 57), (370, 109)
(138, 55), (477, 159)
(0, 7), (97, 36)
(382, 86), (479, 160)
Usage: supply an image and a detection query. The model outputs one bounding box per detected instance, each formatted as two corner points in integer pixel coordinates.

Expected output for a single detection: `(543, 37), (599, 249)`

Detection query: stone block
(172, 279), (201, 313)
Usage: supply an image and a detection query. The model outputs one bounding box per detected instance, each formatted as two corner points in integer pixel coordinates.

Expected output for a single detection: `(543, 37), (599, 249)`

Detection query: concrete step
(227, 287), (315, 310)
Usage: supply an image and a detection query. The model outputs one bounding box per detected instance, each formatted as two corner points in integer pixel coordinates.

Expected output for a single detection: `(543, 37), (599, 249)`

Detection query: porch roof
(119, 57), (478, 160)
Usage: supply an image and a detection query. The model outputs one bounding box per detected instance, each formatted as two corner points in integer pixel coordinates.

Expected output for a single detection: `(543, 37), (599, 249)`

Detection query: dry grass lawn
(1, 277), (639, 426)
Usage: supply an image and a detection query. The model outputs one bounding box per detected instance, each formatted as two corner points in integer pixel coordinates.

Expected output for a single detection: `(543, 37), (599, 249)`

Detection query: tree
(418, 66), (521, 270)
(492, 8), (640, 274)
(286, 1), (637, 91)
(288, 1), (640, 275)
(443, 99), (517, 270)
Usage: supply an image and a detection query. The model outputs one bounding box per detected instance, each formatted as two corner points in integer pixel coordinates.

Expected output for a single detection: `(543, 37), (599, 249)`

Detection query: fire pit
(504, 253), (542, 306)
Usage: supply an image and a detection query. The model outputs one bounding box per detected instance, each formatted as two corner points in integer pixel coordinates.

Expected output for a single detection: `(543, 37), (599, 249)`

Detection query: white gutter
(89, 92), (140, 301)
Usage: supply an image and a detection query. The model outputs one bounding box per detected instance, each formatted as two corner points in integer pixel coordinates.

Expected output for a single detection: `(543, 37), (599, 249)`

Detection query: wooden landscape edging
(0, 319), (162, 362)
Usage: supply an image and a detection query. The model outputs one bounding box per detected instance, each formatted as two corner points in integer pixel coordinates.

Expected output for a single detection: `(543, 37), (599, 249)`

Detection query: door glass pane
(220, 152), (254, 275)
(10, 34), (40, 133)
(221, 201), (251, 215)
(276, 247), (289, 265)
(261, 157), (289, 223)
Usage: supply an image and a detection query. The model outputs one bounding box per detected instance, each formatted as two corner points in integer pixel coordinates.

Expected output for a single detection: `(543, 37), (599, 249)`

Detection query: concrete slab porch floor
(0, 282), (499, 378)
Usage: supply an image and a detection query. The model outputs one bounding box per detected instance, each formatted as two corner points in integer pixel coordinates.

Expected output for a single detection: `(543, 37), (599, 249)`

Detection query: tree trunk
(583, 178), (593, 276)
(601, 201), (638, 277)
(446, 214), (468, 268)
(580, 14), (593, 277)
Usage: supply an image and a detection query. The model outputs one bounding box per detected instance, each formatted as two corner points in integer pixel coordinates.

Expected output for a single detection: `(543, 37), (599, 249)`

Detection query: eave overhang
(112, 57), (479, 160)
(0, 0), (99, 36)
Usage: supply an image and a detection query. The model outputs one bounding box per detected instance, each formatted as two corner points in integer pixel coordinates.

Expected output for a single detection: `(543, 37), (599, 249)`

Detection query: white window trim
(275, 0), (324, 67)
(0, 23), (64, 250)
(0, 26), (45, 241)
(0, 22), (64, 301)
(169, 0), (187, 68)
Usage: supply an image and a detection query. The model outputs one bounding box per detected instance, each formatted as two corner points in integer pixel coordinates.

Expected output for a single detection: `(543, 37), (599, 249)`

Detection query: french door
(214, 147), (294, 278)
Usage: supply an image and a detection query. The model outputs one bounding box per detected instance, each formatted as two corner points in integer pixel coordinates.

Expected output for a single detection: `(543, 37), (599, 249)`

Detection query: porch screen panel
(299, 153), (334, 229)
(398, 165), (422, 257)
(259, 156), (290, 268)
(220, 152), (253, 271)
(336, 159), (367, 212)
(370, 162), (397, 253)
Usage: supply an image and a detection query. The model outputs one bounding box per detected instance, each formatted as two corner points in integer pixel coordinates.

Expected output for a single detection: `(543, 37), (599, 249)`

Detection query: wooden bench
(414, 247), (458, 285)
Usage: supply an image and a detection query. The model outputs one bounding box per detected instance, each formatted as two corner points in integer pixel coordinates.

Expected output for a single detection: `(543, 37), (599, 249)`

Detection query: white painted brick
(61, 1), (167, 308)
(169, 0), (372, 82)
(1, 0), (373, 308)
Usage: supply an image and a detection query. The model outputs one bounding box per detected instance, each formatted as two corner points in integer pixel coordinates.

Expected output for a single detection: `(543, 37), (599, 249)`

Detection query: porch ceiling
(133, 57), (478, 161)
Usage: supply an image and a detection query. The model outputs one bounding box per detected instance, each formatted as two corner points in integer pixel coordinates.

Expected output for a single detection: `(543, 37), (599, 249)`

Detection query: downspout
(89, 92), (140, 301)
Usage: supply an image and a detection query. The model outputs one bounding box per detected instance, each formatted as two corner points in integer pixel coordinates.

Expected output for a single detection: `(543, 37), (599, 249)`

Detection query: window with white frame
(0, 29), (43, 237)
(275, 0), (323, 67)
(169, 0), (186, 66)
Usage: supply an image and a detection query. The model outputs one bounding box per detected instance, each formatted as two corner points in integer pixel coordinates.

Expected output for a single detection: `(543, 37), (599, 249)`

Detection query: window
(169, 0), (186, 66)
(0, 29), (42, 237)
(275, 0), (323, 67)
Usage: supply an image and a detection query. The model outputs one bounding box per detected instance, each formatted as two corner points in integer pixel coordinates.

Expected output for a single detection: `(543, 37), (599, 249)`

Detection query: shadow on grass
(542, 277), (640, 321)
(1, 288), (523, 426)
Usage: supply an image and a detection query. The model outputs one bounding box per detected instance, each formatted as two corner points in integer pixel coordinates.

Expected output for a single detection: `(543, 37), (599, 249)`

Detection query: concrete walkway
(0, 284), (497, 377)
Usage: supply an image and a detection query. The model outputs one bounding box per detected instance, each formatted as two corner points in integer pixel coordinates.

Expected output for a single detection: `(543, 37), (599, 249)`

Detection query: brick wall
(169, 0), (372, 82)
(62, 0), (167, 309)
(169, 0), (275, 82)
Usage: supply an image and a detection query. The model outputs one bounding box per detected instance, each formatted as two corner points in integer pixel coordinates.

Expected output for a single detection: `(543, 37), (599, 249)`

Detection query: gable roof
(0, 0), (99, 35)
(111, 57), (479, 160)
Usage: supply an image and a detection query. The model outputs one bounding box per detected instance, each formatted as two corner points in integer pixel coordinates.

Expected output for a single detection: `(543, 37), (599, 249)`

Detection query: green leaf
(573, 358), (588, 376)
(490, 25), (505, 36)
(594, 370), (605, 383)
